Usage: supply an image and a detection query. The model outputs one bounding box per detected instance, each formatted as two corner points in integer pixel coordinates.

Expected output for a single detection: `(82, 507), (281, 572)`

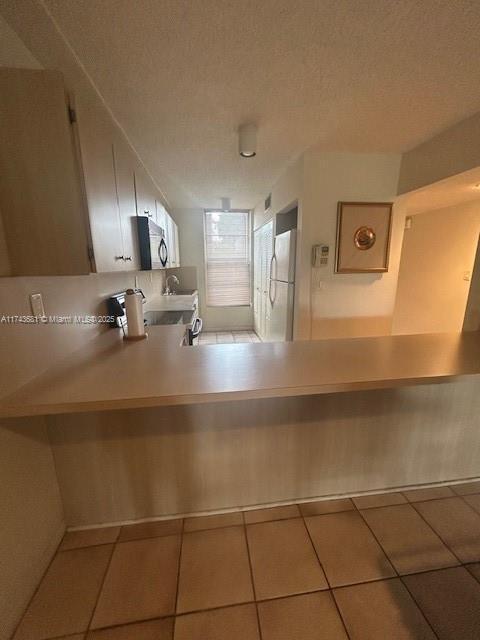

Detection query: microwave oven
(136, 217), (168, 269)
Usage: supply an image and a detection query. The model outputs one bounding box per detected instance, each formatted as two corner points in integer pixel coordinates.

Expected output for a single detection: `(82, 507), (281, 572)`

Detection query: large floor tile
(305, 511), (395, 587)
(184, 511), (243, 532)
(463, 493), (480, 514)
(118, 519), (182, 542)
(60, 527), (120, 551)
(334, 578), (435, 640)
(466, 562), (480, 582)
(244, 504), (300, 524)
(91, 535), (180, 629)
(174, 603), (259, 640)
(403, 567), (480, 640)
(353, 492), (407, 509)
(14, 545), (112, 640)
(450, 480), (480, 495)
(299, 498), (354, 516)
(176, 526), (253, 613)
(361, 504), (458, 574)
(402, 486), (454, 502)
(246, 518), (327, 599)
(87, 617), (173, 639)
(413, 497), (480, 562)
(258, 591), (348, 640)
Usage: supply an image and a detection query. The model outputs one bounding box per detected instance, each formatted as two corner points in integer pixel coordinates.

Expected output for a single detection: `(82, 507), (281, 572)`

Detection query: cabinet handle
(124, 256), (132, 261)
(114, 255), (124, 261)
(144, 210), (152, 217)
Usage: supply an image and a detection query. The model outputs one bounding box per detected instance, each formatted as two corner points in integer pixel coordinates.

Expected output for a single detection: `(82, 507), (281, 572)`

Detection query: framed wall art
(335, 201), (393, 273)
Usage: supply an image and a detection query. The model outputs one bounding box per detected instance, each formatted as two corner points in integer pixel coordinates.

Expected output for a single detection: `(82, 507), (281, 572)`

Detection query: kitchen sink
(148, 289), (198, 311)
(144, 310), (195, 326)
(163, 289), (196, 296)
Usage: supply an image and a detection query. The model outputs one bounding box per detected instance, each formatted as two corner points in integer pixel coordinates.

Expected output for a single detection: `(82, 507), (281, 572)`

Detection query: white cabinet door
(134, 169), (156, 222)
(163, 211), (179, 268)
(253, 220), (273, 341)
(112, 135), (139, 270)
(173, 220), (180, 267)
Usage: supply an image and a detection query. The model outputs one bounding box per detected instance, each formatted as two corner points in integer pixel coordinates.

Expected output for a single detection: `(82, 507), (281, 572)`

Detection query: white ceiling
(41, 0), (480, 209)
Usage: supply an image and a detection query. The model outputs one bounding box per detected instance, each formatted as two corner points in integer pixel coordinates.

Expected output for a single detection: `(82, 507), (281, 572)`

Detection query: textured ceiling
(42, 0), (480, 209)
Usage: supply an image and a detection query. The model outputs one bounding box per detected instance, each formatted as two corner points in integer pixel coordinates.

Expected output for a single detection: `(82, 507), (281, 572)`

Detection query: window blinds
(204, 211), (251, 307)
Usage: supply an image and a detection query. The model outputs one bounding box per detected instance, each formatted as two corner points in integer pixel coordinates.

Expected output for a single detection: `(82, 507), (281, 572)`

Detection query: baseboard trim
(66, 475), (479, 531)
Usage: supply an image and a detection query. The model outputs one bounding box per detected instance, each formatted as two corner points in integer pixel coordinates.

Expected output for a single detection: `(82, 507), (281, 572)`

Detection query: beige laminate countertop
(1, 328), (480, 418)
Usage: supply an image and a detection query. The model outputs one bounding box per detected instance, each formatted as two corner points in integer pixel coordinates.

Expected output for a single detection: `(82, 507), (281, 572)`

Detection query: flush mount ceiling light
(238, 123), (257, 158)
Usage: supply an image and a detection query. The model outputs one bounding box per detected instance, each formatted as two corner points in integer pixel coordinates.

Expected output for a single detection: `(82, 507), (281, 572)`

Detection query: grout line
(9, 532), (66, 640)
(458, 492), (480, 516)
(86, 543), (117, 633)
(356, 508), (441, 640)
(408, 500), (465, 566)
(172, 518), (185, 636)
(300, 512), (352, 640)
(242, 510), (264, 640)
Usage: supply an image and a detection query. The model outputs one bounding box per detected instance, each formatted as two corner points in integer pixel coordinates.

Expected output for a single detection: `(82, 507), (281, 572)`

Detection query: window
(204, 210), (251, 307)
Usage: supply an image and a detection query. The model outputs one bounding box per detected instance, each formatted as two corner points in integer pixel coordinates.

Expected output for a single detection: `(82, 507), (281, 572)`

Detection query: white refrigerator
(266, 230), (296, 341)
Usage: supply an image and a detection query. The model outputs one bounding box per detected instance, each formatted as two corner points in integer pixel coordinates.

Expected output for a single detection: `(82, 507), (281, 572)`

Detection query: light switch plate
(30, 292), (45, 317)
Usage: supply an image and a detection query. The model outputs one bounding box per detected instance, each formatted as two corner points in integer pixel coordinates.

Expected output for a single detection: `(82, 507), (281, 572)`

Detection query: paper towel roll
(124, 289), (146, 340)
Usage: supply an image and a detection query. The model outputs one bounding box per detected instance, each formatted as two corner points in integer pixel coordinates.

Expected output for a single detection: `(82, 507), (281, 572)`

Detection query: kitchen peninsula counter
(1, 329), (480, 418)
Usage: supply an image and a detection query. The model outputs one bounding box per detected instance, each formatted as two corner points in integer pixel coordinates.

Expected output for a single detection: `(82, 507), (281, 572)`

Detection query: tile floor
(197, 330), (261, 345)
(13, 480), (480, 639)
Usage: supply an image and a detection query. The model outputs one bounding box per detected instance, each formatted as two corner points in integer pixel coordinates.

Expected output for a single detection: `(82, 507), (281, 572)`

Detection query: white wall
(0, 417), (64, 640)
(392, 201), (480, 335)
(172, 208), (253, 331)
(255, 151), (403, 340)
(301, 151), (403, 340)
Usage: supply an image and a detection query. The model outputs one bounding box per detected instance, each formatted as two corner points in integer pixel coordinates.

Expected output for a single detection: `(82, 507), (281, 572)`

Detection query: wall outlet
(30, 292), (45, 317)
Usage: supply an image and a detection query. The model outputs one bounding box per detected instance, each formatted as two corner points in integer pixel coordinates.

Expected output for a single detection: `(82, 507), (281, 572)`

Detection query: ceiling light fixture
(474, 183), (480, 190)
(238, 123), (257, 158)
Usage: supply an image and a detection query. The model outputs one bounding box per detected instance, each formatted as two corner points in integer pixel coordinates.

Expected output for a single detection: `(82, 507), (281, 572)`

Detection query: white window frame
(203, 209), (252, 308)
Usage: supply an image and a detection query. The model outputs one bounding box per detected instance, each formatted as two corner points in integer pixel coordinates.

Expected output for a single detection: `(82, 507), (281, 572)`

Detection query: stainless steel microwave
(136, 217), (168, 269)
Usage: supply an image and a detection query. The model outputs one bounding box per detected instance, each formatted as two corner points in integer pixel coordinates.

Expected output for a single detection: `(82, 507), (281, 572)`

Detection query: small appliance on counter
(107, 289), (202, 345)
(107, 288), (145, 332)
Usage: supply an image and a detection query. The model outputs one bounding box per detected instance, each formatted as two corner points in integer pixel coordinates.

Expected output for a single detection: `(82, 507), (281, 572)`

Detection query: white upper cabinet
(0, 68), (172, 276)
(75, 91), (125, 272)
(112, 135), (140, 270)
(0, 68), (91, 276)
(134, 169), (156, 223)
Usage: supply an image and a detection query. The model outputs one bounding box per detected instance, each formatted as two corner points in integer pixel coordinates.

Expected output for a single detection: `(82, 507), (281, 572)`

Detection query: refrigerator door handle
(269, 253), (277, 282)
(269, 254), (277, 306)
(269, 279), (276, 306)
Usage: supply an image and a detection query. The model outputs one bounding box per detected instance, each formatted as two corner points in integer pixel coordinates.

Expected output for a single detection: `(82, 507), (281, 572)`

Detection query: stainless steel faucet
(165, 274), (179, 295)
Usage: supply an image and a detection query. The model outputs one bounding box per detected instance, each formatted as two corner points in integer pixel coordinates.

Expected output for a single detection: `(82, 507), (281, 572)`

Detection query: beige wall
(49, 377), (480, 527)
(0, 270), (165, 398)
(0, 417), (64, 640)
(399, 111), (480, 195)
(172, 208), (253, 331)
(254, 151), (403, 341)
(301, 151), (403, 340)
(253, 157), (304, 231)
(392, 201), (480, 335)
(464, 235), (480, 331)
